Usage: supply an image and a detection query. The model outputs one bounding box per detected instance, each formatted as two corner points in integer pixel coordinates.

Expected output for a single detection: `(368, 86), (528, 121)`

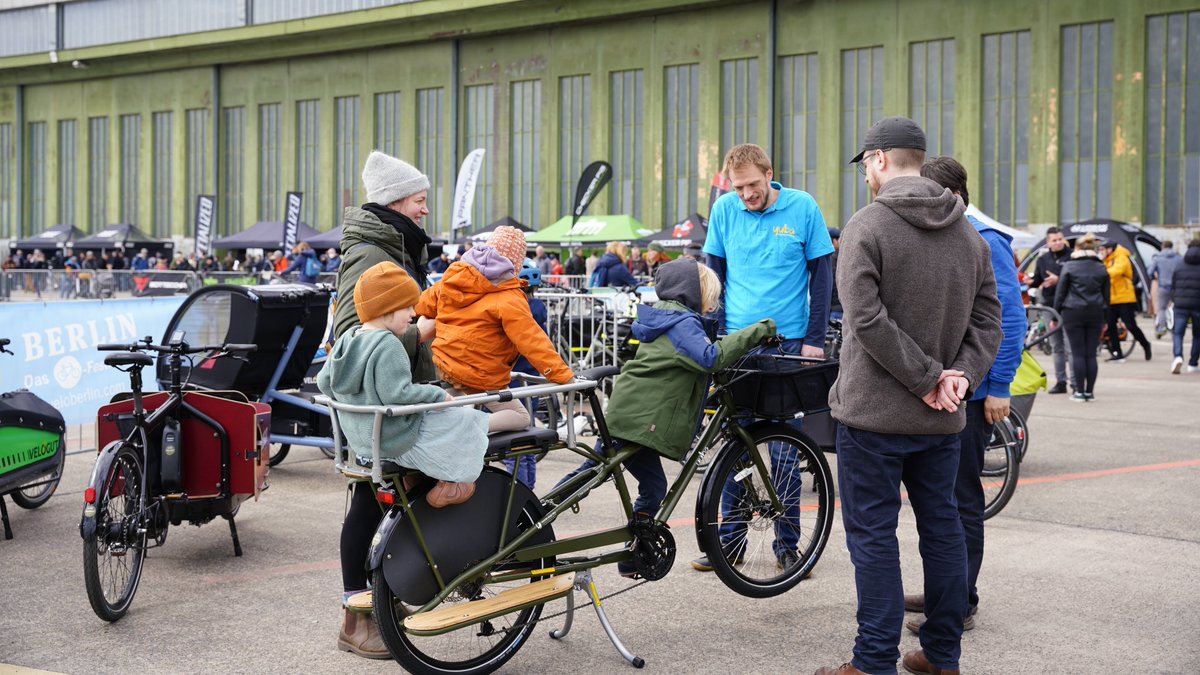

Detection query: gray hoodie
(829, 175), (1003, 435)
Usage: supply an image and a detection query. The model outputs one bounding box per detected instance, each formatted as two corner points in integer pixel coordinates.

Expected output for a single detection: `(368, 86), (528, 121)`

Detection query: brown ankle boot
(337, 608), (390, 659)
(426, 480), (476, 508)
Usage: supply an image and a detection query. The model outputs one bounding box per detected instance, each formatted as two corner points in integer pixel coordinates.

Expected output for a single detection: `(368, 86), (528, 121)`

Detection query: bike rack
(549, 569), (645, 669)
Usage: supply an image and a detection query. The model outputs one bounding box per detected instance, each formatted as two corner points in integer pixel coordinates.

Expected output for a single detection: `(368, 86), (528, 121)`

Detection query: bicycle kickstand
(550, 569), (644, 669)
(225, 513), (243, 557)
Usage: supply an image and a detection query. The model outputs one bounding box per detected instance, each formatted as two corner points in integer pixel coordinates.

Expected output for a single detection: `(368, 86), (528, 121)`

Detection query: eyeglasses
(857, 149), (885, 176)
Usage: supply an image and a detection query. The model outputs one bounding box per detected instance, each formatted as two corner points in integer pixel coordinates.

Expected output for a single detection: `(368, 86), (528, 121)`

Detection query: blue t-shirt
(703, 183), (834, 338)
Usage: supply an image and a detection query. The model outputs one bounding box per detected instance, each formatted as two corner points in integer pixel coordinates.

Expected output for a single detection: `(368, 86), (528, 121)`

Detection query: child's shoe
(426, 480), (476, 508)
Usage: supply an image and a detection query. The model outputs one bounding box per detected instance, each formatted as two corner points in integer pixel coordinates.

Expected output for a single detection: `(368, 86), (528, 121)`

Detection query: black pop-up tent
(637, 213), (708, 249)
(73, 223), (174, 252)
(9, 224), (88, 252)
(304, 225), (343, 250)
(1018, 218), (1162, 311)
(212, 221), (321, 251)
(455, 216), (531, 244)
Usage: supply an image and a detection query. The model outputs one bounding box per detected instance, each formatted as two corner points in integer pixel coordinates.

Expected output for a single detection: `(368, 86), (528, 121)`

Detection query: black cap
(827, 227), (841, 239)
(848, 116), (927, 164)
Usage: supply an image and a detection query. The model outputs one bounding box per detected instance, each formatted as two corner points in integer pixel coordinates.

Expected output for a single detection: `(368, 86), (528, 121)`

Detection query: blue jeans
(1173, 308), (1200, 366)
(716, 338), (806, 560)
(836, 423), (967, 674)
(502, 455), (536, 490)
(556, 439), (667, 517)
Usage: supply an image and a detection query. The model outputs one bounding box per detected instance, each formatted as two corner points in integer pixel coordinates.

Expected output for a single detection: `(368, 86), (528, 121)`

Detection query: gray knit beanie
(362, 150), (430, 206)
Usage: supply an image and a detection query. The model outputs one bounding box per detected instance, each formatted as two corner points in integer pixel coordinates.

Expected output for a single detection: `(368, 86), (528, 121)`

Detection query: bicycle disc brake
(629, 514), (675, 581)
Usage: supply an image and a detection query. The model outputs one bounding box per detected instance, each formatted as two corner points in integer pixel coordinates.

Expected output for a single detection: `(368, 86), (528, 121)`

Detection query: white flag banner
(451, 148), (485, 232)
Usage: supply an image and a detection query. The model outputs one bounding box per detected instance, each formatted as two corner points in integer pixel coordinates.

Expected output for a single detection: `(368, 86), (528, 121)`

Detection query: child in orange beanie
(318, 261), (488, 507)
(417, 225), (575, 431)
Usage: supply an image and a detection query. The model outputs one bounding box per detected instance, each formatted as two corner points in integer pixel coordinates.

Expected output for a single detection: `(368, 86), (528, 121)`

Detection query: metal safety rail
(0, 268), (337, 302)
(315, 378), (601, 484)
(534, 286), (649, 370)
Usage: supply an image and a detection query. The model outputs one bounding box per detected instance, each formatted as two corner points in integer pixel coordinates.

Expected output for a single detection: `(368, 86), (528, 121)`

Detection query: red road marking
(202, 458), (1200, 585)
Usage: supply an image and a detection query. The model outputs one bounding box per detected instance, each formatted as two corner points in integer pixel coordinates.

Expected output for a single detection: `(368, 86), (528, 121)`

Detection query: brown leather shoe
(905, 610), (976, 635)
(813, 663), (869, 675)
(426, 480), (476, 508)
(904, 593), (925, 612)
(337, 608), (390, 659)
(902, 649), (959, 674)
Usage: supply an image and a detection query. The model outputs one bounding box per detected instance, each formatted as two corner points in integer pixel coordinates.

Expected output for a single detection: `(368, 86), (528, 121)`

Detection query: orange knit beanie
(486, 225), (528, 269)
(354, 262), (421, 323)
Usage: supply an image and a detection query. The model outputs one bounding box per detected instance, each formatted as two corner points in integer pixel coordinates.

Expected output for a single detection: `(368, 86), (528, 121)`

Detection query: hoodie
(416, 249), (573, 391)
(591, 252), (638, 288)
(970, 215), (1027, 400)
(604, 258), (775, 459)
(829, 175), (1002, 436)
(316, 328), (447, 460)
(1147, 248), (1183, 289)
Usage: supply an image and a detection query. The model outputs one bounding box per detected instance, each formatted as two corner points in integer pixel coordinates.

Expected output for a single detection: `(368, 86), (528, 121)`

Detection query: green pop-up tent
(524, 215), (655, 246)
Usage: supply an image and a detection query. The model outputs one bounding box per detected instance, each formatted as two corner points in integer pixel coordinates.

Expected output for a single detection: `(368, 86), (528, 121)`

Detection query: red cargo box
(97, 391), (270, 499)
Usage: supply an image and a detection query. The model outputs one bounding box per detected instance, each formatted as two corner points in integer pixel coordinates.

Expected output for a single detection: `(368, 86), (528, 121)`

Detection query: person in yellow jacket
(1099, 240), (1151, 362)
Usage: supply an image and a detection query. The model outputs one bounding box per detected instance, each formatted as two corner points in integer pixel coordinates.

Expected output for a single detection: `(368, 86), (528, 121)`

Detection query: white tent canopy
(965, 205), (1040, 250)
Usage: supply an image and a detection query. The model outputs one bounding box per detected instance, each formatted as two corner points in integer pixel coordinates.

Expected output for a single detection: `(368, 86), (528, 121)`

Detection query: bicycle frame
(317, 369), (783, 621)
(257, 322), (333, 450)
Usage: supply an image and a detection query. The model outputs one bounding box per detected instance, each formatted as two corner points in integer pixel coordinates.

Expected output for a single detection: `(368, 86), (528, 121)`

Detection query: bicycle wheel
(10, 442), (65, 509)
(1007, 408), (1029, 462)
(83, 446), (148, 622)
(373, 505), (554, 674)
(267, 443), (290, 467)
(982, 420), (1020, 520)
(697, 423), (835, 598)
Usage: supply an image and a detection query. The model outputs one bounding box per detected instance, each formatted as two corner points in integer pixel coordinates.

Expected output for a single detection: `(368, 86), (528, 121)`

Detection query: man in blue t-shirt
(691, 143), (835, 573)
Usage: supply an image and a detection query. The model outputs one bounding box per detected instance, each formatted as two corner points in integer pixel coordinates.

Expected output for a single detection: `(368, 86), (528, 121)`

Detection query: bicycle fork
(549, 569), (645, 669)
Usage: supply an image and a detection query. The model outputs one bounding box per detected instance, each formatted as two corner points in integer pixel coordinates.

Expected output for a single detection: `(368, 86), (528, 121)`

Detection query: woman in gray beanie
(332, 149), (436, 660)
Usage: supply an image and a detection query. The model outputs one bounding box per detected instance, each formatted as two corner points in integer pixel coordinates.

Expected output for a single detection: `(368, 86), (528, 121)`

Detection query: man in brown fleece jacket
(815, 117), (1002, 675)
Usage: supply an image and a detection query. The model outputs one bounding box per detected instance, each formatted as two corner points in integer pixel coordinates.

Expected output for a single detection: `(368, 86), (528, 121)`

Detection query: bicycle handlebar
(97, 338), (258, 355)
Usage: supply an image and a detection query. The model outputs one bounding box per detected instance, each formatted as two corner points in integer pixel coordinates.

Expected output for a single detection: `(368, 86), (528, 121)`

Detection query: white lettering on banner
(566, 219), (606, 237)
(574, 164), (610, 217)
(195, 196), (214, 256)
(21, 313), (139, 362)
(1070, 224), (1108, 234)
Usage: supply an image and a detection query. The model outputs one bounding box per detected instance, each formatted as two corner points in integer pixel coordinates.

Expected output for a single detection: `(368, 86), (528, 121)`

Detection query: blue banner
(0, 297), (186, 425)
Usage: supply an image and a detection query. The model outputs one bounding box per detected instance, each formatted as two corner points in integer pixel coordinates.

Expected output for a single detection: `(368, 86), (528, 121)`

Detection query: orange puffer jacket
(1104, 245), (1137, 305)
(417, 262), (574, 391)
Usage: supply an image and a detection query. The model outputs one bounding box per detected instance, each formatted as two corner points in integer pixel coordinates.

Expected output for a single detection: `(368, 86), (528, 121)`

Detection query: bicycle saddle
(485, 427), (559, 461)
(104, 352), (154, 367)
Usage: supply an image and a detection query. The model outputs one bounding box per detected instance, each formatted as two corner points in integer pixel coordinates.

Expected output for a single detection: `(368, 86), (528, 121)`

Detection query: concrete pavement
(1, 332), (1198, 674)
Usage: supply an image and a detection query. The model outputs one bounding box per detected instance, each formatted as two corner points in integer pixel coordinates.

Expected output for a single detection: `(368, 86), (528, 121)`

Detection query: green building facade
(1, 0), (1198, 244)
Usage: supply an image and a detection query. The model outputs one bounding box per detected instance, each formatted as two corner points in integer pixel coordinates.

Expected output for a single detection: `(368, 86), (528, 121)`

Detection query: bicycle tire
(83, 445), (148, 622)
(697, 423), (835, 598)
(373, 504), (554, 674)
(267, 443), (290, 467)
(10, 439), (65, 509)
(982, 420), (1020, 520)
(1008, 408), (1029, 462)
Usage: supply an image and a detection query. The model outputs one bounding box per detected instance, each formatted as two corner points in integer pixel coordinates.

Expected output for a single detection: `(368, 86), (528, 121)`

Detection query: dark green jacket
(605, 299), (775, 460)
(333, 206), (435, 381)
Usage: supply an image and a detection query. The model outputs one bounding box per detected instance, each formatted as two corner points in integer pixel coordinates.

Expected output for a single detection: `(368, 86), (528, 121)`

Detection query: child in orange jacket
(416, 226), (574, 431)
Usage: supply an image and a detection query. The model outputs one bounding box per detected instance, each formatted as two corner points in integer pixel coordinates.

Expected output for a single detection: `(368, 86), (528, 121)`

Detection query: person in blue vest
(692, 142), (834, 573)
(901, 155), (1026, 639)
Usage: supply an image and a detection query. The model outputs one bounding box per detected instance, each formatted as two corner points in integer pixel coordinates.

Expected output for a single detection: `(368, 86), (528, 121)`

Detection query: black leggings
(341, 481), (384, 592)
(1105, 302), (1149, 355)
(1064, 313), (1103, 394)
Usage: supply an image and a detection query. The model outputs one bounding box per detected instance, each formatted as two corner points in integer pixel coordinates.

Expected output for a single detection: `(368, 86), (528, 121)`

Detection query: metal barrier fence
(0, 269), (337, 302)
(535, 286), (651, 370)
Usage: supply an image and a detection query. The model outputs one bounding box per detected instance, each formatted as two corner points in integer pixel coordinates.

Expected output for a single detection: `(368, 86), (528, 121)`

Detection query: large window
(119, 114), (140, 226)
(841, 46), (884, 220)
(721, 58), (759, 149)
(664, 64), (699, 224)
(375, 91), (402, 158)
(88, 117), (109, 231)
(222, 107), (244, 237)
(981, 31), (1031, 225)
(334, 96), (360, 225)
(417, 88), (444, 232)
(295, 99), (320, 228)
(185, 108), (209, 232)
(0, 123), (11, 237)
(152, 112), (173, 237)
(58, 120), (78, 227)
(610, 69), (644, 219)
(777, 53), (819, 193)
(910, 39), (955, 158)
(258, 103), (281, 221)
(464, 84), (496, 233)
(1060, 22), (1113, 224)
(510, 80), (542, 228)
(1145, 11), (1200, 225)
(27, 121), (46, 234)
(559, 75), (591, 217)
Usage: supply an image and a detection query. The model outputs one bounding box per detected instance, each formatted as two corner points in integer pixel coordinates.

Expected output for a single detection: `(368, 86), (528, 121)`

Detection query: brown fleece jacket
(829, 175), (1002, 435)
